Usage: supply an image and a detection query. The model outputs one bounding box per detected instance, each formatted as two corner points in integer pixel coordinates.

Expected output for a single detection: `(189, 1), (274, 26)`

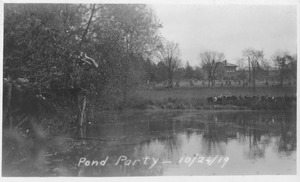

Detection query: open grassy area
(126, 86), (296, 110)
(133, 86), (296, 101)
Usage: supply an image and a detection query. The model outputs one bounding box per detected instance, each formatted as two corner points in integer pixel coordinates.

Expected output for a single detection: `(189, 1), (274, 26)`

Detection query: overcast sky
(151, 4), (297, 67)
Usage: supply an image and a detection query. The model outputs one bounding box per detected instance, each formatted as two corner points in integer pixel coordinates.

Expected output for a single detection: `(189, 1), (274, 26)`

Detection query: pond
(2, 110), (296, 176)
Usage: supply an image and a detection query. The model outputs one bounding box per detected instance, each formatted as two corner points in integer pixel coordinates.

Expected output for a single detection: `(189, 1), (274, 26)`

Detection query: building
(215, 60), (238, 80)
(223, 60), (238, 79)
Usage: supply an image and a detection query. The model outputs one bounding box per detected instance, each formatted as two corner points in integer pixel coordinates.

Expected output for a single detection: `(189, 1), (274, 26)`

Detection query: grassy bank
(125, 86), (296, 111)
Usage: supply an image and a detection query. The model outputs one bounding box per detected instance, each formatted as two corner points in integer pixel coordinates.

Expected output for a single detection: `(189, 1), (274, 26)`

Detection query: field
(133, 86), (296, 101)
(126, 85), (296, 110)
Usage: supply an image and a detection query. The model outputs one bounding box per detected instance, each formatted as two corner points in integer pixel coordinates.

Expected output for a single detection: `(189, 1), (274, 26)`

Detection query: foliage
(193, 66), (205, 80)
(184, 61), (194, 79)
(271, 50), (296, 86)
(155, 61), (168, 82)
(4, 4), (162, 108)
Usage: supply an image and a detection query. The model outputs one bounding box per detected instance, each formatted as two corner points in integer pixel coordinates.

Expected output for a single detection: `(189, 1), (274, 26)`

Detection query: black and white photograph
(1, 0), (299, 180)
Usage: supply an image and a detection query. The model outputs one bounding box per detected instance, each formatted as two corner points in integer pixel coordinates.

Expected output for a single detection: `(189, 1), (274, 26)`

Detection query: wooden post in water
(80, 96), (87, 127)
(77, 94), (87, 140)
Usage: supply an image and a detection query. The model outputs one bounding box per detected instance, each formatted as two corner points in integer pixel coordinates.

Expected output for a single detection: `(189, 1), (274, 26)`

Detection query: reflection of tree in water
(4, 111), (296, 176)
(277, 115), (296, 155)
(74, 118), (179, 176)
(2, 122), (75, 176)
(2, 128), (48, 176)
(246, 124), (265, 159)
(58, 111), (297, 176)
(200, 111), (296, 160)
(235, 112), (296, 160)
(201, 114), (227, 156)
(237, 115), (275, 159)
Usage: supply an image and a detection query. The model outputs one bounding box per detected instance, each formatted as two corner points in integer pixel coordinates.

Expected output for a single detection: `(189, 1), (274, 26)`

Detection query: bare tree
(243, 48), (264, 91)
(290, 54), (297, 80)
(260, 59), (271, 85)
(237, 58), (247, 87)
(199, 51), (225, 87)
(271, 50), (294, 87)
(158, 40), (181, 86)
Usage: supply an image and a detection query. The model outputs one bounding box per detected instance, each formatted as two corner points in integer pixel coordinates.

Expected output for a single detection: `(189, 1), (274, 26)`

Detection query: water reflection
(2, 110), (296, 176)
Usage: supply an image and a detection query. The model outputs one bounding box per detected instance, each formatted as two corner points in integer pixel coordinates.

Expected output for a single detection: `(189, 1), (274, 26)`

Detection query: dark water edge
(124, 99), (296, 111)
(2, 110), (296, 176)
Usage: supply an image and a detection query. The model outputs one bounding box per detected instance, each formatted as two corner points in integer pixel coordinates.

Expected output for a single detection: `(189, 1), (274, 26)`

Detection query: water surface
(2, 110), (296, 176)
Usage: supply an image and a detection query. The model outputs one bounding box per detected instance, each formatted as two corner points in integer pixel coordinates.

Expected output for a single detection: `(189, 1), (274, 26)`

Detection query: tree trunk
(168, 60), (172, 85)
(79, 4), (96, 48)
(280, 60), (284, 87)
(248, 57), (251, 84)
(266, 70), (269, 86)
(169, 69), (173, 85)
(80, 96), (87, 127)
(3, 81), (12, 129)
(252, 67), (256, 91)
(167, 61), (173, 86)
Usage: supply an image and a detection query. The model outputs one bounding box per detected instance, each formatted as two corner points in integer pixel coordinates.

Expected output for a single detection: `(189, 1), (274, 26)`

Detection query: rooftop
(225, 62), (238, 67)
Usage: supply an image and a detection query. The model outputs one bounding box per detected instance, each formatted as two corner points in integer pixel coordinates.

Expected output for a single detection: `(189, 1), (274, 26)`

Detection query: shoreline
(139, 105), (296, 111)
(125, 101), (296, 111)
